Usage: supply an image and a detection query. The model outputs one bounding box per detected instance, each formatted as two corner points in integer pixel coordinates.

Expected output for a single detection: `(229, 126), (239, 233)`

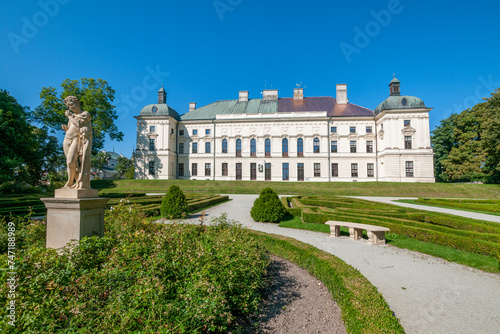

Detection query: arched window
(250, 138), (256, 156)
(282, 138), (288, 156)
(236, 139), (242, 157)
(313, 137), (320, 153)
(265, 138), (271, 156)
(222, 139), (227, 153)
(297, 138), (303, 156)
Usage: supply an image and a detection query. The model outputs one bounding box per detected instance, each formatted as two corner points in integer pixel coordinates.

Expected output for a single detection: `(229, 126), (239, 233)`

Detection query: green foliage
(115, 156), (135, 179)
(412, 198), (500, 215)
(91, 151), (110, 174)
(34, 78), (124, 154)
(0, 90), (62, 190)
(250, 188), (287, 223)
(0, 205), (269, 333)
(160, 185), (189, 219)
(432, 87), (500, 183)
(252, 231), (405, 333)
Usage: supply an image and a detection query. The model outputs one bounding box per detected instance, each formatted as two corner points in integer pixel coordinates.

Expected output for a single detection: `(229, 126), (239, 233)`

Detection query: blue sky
(2, 0), (499, 157)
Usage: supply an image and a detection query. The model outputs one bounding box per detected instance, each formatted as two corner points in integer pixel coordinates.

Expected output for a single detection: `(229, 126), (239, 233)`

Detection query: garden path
(185, 194), (500, 334)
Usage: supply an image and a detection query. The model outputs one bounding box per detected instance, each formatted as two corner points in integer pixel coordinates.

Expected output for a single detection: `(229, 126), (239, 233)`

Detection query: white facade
(134, 79), (435, 183)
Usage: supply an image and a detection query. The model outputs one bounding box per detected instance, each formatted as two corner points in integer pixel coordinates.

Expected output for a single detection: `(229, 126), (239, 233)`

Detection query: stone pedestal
(42, 189), (109, 250)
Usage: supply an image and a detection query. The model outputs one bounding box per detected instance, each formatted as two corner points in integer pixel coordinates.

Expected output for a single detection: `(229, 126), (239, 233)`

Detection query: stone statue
(61, 96), (92, 189)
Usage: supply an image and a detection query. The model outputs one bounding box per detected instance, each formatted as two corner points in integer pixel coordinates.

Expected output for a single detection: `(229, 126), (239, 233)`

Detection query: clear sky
(2, 0), (499, 157)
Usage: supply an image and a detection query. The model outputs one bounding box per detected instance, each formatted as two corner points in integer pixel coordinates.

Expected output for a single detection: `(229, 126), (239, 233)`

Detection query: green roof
(181, 99), (278, 120)
(374, 95), (427, 115)
(139, 103), (180, 120)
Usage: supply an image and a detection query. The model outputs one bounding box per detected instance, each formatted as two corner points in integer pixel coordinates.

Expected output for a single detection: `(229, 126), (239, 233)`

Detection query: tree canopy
(0, 90), (62, 190)
(34, 78), (123, 154)
(432, 88), (500, 183)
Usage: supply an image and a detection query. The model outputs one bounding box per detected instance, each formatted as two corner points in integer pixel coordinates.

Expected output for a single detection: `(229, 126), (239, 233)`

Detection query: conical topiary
(250, 187), (287, 223)
(161, 185), (188, 219)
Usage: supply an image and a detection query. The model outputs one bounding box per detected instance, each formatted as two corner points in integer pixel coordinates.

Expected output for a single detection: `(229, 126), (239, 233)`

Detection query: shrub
(250, 187), (287, 223)
(160, 185), (188, 219)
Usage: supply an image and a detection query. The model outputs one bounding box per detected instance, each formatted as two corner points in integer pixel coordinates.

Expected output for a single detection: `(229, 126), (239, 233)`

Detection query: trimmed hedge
(251, 231), (404, 333)
(251, 188), (287, 223)
(161, 185), (189, 219)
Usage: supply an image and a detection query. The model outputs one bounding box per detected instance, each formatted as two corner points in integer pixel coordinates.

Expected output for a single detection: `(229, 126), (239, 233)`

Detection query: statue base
(55, 188), (99, 199)
(41, 195), (109, 250)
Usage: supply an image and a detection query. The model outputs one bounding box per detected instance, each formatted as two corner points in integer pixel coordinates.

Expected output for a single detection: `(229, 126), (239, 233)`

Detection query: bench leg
(368, 231), (386, 245)
(329, 225), (340, 237)
(349, 227), (362, 240)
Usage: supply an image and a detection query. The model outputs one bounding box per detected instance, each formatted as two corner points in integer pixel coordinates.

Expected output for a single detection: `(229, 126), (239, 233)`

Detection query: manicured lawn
(396, 198), (500, 216)
(91, 179), (500, 199)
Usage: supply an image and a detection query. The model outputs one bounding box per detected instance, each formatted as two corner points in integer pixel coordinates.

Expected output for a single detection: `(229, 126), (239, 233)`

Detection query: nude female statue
(61, 96), (92, 189)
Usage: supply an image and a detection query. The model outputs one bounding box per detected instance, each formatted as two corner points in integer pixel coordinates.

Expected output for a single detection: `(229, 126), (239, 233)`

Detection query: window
(366, 141), (373, 153)
(148, 161), (155, 175)
(402, 98), (408, 106)
(250, 139), (256, 156)
(406, 161), (414, 177)
(250, 163), (256, 180)
(367, 163), (374, 177)
(405, 136), (412, 149)
(179, 143), (184, 154)
(282, 163), (289, 180)
(205, 142), (211, 153)
(404, 120), (410, 127)
(265, 138), (271, 156)
(350, 126), (356, 133)
(332, 163), (338, 177)
(149, 139), (155, 151)
(297, 163), (304, 181)
(366, 126), (372, 133)
(193, 129), (198, 135)
(236, 139), (242, 157)
(351, 163), (358, 177)
(297, 138), (303, 156)
(314, 163), (321, 177)
(282, 138), (288, 156)
(171, 128), (174, 134)
(206, 129), (210, 135)
(205, 163), (211, 176)
(222, 139), (228, 153)
(192, 163), (197, 176)
(313, 137), (320, 153)
(178, 163), (184, 177)
(350, 141), (357, 153)
(150, 126), (155, 132)
(151, 106), (157, 114)
(331, 141), (337, 153)
(331, 126), (337, 133)
(265, 163), (271, 181)
(192, 142), (198, 154)
(236, 163), (242, 180)
(222, 163), (228, 176)
(179, 129), (184, 136)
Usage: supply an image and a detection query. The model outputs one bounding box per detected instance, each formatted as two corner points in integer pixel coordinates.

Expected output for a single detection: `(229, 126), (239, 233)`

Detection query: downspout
(327, 118), (331, 182)
(374, 115), (379, 182)
(212, 119), (216, 181)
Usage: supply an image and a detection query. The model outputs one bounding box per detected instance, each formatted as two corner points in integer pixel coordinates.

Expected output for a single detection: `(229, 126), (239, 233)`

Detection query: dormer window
(402, 98), (407, 106)
(152, 106), (158, 114)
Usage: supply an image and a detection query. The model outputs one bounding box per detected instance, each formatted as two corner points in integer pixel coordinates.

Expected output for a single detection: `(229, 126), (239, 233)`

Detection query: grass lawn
(396, 198), (500, 216)
(91, 179), (500, 199)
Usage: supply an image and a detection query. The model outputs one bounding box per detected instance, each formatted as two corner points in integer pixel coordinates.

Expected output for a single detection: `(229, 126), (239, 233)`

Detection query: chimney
(239, 91), (249, 102)
(158, 85), (166, 104)
(336, 84), (347, 104)
(293, 88), (304, 100)
(262, 89), (278, 101)
(189, 102), (196, 111)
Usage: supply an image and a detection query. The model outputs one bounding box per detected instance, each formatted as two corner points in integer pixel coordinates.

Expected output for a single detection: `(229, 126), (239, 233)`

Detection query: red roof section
(278, 97), (374, 117)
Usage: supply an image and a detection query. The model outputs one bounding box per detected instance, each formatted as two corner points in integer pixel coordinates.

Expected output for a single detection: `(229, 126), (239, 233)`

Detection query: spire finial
(393, 73), (396, 78)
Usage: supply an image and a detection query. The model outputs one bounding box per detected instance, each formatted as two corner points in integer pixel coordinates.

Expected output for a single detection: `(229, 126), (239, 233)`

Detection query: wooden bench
(325, 221), (390, 245)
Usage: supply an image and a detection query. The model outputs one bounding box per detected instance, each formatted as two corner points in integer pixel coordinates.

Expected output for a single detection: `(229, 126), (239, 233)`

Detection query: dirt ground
(241, 256), (347, 333)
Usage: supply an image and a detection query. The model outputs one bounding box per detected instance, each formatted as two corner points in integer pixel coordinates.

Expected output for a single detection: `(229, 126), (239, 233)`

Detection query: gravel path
(185, 194), (500, 334)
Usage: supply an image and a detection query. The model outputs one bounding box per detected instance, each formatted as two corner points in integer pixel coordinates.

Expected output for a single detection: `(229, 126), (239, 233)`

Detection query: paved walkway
(184, 195), (500, 334)
(349, 196), (500, 223)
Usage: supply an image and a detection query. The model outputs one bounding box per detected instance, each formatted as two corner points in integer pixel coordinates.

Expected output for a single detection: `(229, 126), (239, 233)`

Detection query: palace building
(133, 77), (435, 182)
